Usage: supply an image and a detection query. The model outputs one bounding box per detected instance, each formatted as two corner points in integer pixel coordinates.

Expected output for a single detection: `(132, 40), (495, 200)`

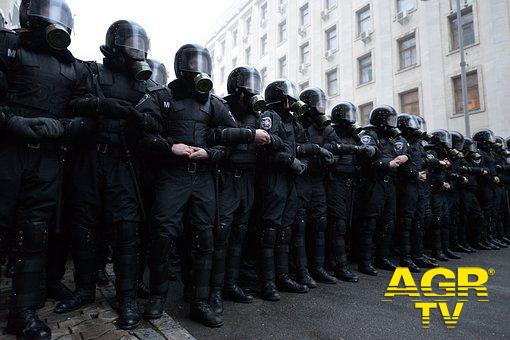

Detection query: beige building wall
(206, 0), (510, 137)
(0, 0), (20, 28)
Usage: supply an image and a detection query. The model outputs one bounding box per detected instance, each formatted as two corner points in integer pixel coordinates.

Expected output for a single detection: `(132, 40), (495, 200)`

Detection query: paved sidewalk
(0, 264), (194, 340)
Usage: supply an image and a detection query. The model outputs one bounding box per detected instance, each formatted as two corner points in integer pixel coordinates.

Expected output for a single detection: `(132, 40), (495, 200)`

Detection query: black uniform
(0, 28), (89, 320)
(477, 147), (498, 244)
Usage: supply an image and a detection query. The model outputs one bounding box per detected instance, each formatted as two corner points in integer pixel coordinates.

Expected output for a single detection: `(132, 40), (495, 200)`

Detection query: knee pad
(277, 227), (292, 245)
(214, 223), (231, 247)
(260, 227), (277, 248)
(193, 229), (214, 254)
(17, 221), (48, 253)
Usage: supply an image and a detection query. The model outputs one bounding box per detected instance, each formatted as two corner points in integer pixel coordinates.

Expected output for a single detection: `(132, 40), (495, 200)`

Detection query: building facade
(0, 0), (20, 28)
(206, 0), (510, 136)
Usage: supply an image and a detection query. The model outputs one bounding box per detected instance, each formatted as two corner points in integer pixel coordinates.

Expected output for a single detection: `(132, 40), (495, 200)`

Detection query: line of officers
(1, 1), (510, 338)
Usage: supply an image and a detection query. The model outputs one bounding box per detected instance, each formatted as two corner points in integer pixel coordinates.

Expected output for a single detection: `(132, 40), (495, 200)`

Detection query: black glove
(6, 116), (41, 139)
(319, 147), (335, 165)
(358, 145), (377, 158)
(334, 143), (359, 155)
(32, 118), (65, 139)
(63, 117), (97, 139)
(290, 158), (307, 175)
(140, 135), (173, 155)
(98, 98), (133, 118)
(129, 108), (161, 133)
(298, 143), (320, 156)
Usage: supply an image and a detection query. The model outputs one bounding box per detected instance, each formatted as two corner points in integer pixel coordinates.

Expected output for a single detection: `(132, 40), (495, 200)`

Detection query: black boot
(484, 240), (500, 250)
(431, 251), (449, 262)
(54, 288), (95, 314)
(224, 284), (253, 303)
(46, 282), (73, 301)
(310, 266), (337, 284)
(334, 265), (359, 283)
(464, 244), (477, 253)
(475, 242), (492, 250)
(452, 244), (471, 253)
(413, 257), (438, 268)
(295, 269), (317, 289)
(400, 258), (421, 273)
(189, 302), (223, 328)
(260, 281), (280, 301)
(95, 268), (109, 286)
(443, 249), (461, 260)
(6, 310), (51, 340)
(143, 296), (166, 319)
(492, 238), (508, 248)
(423, 254), (439, 265)
(277, 274), (309, 293)
(137, 281), (150, 299)
(374, 258), (397, 272)
(358, 262), (378, 276)
(118, 297), (140, 330)
(209, 289), (223, 315)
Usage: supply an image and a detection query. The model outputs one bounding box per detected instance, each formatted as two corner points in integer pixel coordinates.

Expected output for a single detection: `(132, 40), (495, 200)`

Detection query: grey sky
(67, 0), (236, 78)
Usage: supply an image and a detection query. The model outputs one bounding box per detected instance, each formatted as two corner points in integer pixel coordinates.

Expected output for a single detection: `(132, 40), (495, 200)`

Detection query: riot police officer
(395, 114), (428, 273)
(292, 87), (338, 287)
(55, 20), (159, 330)
(491, 137), (510, 247)
(137, 44), (237, 327)
(255, 79), (310, 301)
(147, 59), (169, 86)
(0, 0), (92, 337)
(326, 102), (375, 282)
(208, 66), (271, 313)
(357, 105), (408, 276)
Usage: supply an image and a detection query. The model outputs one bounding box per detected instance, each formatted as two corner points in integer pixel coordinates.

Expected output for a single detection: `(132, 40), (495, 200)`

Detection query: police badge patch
(261, 117), (272, 131)
(394, 141), (404, 153)
(506, 157), (510, 165)
(360, 135), (372, 145)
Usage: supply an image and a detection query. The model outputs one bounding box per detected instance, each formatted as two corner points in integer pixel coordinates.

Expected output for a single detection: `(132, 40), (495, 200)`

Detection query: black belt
(172, 161), (211, 174)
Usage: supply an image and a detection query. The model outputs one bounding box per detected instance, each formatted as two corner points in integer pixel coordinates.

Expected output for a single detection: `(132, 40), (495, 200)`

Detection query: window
(300, 43), (310, 65)
(358, 54), (373, 84)
(397, 0), (415, 13)
(400, 89), (420, 115)
(357, 6), (372, 36)
(359, 102), (374, 126)
(279, 20), (287, 43)
(326, 0), (337, 10)
(245, 47), (251, 64)
(300, 81), (310, 91)
(326, 69), (338, 96)
(399, 34), (417, 69)
(300, 3), (310, 27)
(260, 3), (268, 23)
(325, 26), (338, 52)
(232, 29), (238, 47)
(245, 16), (252, 36)
(453, 71), (480, 113)
(279, 56), (288, 78)
(232, 57), (237, 68)
(260, 68), (268, 89)
(450, 7), (475, 50)
(261, 35), (268, 56)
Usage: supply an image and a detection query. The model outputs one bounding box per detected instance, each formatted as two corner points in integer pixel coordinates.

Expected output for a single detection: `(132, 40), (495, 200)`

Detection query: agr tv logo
(382, 267), (495, 329)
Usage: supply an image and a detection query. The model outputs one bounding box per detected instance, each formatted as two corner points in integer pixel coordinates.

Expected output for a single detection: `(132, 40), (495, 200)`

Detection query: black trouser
(430, 191), (449, 252)
(478, 185), (496, 242)
(326, 174), (355, 268)
(211, 170), (254, 291)
(0, 142), (62, 311)
(494, 185), (507, 240)
(294, 174), (327, 272)
(254, 171), (298, 283)
(358, 177), (396, 263)
(67, 145), (140, 300)
(447, 190), (462, 248)
(149, 164), (215, 303)
(397, 181), (419, 261)
(460, 189), (486, 245)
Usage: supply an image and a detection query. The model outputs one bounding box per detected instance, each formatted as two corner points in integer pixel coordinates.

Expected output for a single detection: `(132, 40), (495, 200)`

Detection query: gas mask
(470, 152), (482, 161)
(45, 23), (71, 50)
(131, 60), (152, 81)
(290, 100), (308, 118)
(313, 115), (331, 130)
(250, 94), (266, 113)
(448, 148), (461, 158)
(194, 73), (213, 94)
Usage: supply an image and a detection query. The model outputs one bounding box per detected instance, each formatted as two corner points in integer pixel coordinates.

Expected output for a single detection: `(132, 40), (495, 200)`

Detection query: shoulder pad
(147, 84), (167, 93)
(358, 129), (379, 147)
(211, 93), (228, 105)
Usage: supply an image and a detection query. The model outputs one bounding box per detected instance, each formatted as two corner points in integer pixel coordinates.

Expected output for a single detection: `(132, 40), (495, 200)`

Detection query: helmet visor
(386, 114), (398, 128)
(114, 23), (150, 59)
(342, 107), (357, 124)
(238, 72), (262, 95)
(178, 49), (212, 75)
(28, 0), (73, 31)
(149, 60), (168, 85)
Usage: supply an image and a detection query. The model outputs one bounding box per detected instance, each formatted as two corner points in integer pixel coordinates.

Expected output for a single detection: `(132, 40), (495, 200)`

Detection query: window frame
(358, 53), (373, 85)
(325, 68), (339, 97)
(398, 33), (417, 70)
(399, 88), (421, 115)
(452, 70), (481, 115)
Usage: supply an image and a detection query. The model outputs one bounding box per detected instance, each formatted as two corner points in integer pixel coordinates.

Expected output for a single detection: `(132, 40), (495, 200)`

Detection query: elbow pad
(220, 128), (254, 146)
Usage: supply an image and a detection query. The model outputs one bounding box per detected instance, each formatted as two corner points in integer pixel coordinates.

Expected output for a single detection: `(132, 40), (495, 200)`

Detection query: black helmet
(450, 131), (465, 151)
(473, 129), (496, 145)
(265, 79), (299, 106)
(416, 116), (427, 133)
(369, 105), (398, 128)
(506, 137), (510, 150)
(463, 137), (478, 154)
(20, 0), (74, 50)
(103, 20), (150, 60)
(331, 101), (357, 126)
(147, 59), (168, 86)
(174, 44), (212, 78)
(397, 114), (419, 132)
(299, 87), (327, 115)
(494, 136), (505, 150)
(430, 129), (453, 149)
(227, 66), (262, 95)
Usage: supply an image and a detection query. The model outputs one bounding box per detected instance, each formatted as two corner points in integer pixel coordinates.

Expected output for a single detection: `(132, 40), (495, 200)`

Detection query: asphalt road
(164, 248), (510, 339)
